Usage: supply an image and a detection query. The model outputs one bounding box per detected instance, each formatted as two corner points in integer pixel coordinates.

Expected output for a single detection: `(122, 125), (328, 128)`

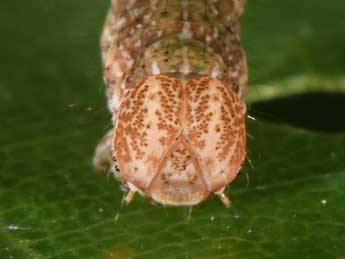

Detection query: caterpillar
(93, 0), (248, 207)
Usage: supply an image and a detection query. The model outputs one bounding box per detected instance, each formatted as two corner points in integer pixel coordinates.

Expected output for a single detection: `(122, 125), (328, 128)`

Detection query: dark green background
(1, 1), (345, 258)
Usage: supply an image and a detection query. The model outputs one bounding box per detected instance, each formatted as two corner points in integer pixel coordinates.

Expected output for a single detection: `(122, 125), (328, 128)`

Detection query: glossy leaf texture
(0, 0), (345, 258)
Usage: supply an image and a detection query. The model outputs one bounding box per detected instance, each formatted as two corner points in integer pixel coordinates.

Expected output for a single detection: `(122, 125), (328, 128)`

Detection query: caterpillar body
(93, 0), (248, 207)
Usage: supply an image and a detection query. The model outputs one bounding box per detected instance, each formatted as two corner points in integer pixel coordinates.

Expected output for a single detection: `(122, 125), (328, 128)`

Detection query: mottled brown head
(114, 75), (246, 206)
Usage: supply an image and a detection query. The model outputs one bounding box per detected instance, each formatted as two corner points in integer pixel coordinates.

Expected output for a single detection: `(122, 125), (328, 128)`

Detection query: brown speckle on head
(114, 75), (246, 205)
(114, 75), (184, 191)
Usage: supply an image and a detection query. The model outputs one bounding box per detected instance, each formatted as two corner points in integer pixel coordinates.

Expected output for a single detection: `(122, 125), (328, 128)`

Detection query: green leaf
(1, 0), (345, 258)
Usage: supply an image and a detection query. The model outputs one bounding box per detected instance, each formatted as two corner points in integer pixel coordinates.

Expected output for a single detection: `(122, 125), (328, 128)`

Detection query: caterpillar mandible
(93, 0), (248, 207)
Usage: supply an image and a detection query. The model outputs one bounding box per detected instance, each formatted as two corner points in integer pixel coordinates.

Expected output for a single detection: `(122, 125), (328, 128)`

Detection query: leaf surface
(1, 0), (345, 258)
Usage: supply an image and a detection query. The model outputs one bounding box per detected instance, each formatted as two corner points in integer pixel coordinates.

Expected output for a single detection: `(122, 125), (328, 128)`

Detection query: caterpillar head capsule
(114, 75), (246, 206)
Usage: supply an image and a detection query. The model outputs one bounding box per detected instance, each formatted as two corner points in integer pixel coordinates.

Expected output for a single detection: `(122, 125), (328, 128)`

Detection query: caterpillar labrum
(93, 0), (248, 207)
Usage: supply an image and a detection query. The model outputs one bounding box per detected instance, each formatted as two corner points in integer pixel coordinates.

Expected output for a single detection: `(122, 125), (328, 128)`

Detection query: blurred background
(0, 1), (345, 258)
